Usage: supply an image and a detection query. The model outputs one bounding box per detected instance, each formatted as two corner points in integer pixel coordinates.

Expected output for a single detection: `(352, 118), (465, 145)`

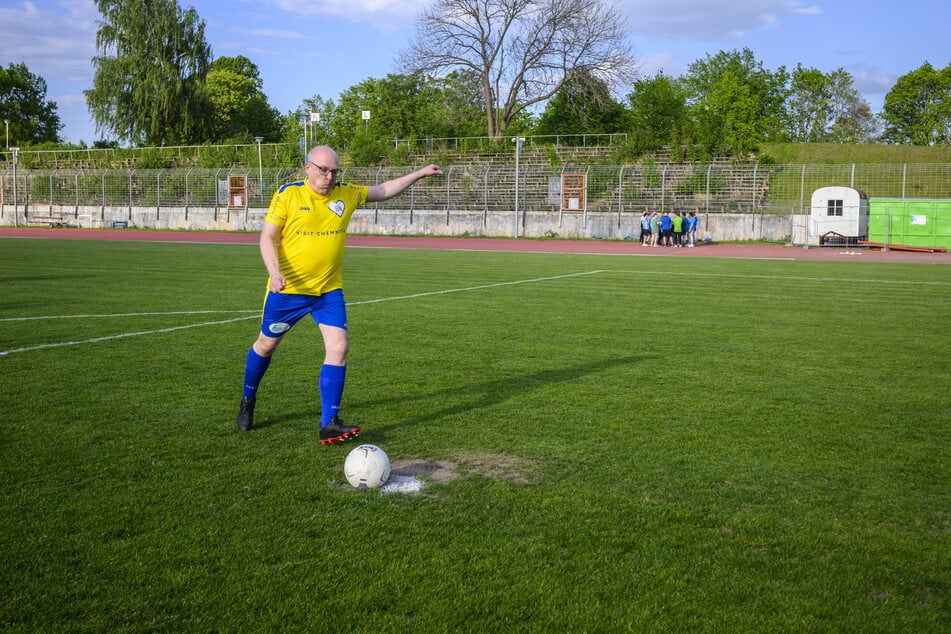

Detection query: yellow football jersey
(263, 181), (369, 295)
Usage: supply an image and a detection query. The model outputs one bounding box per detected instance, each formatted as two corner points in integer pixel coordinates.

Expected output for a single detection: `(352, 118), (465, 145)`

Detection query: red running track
(1, 227), (948, 264)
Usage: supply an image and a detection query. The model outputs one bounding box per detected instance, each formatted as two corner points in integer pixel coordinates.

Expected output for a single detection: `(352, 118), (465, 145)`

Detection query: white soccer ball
(344, 444), (391, 489)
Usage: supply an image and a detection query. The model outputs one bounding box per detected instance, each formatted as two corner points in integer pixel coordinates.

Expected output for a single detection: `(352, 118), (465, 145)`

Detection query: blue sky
(1, 0), (947, 145)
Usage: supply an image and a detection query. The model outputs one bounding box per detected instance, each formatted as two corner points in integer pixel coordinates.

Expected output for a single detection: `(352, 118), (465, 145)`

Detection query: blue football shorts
(259, 288), (347, 338)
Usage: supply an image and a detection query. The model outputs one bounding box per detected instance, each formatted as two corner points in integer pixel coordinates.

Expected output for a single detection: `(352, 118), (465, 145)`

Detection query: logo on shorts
(328, 200), (346, 217)
(268, 322), (291, 335)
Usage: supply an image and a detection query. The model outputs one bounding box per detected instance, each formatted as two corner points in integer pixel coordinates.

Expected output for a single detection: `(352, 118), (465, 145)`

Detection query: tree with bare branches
(398, 0), (636, 140)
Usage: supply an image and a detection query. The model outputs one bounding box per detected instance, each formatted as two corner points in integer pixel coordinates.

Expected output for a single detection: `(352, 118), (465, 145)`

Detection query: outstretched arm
(366, 164), (443, 203)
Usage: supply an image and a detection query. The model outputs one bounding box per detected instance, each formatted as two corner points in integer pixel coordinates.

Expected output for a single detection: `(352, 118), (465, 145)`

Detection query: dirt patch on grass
(390, 451), (535, 484)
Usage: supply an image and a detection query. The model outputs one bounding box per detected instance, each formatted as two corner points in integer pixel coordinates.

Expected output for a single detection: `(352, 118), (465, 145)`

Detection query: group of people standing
(640, 211), (698, 248)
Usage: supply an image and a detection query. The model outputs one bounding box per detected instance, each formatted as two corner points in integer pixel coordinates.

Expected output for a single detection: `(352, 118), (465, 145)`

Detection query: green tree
(297, 72), (494, 160)
(831, 100), (880, 144)
(329, 77), (392, 149)
(399, 0), (635, 139)
(297, 71), (489, 158)
(625, 71), (689, 151)
(695, 71), (762, 157)
(431, 70), (487, 139)
(534, 69), (629, 138)
(206, 55), (282, 141)
(786, 65), (877, 143)
(330, 74), (449, 149)
(0, 62), (62, 145)
(291, 95), (338, 148)
(682, 48), (789, 156)
(85, 0), (212, 145)
(881, 62), (951, 145)
(785, 66), (831, 142)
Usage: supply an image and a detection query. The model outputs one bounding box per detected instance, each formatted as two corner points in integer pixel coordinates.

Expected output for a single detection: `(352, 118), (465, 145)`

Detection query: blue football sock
(242, 347), (271, 400)
(319, 364), (347, 426)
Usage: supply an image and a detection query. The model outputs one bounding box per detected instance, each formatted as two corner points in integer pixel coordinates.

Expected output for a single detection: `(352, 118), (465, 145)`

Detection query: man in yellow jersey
(237, 145), (443, 443)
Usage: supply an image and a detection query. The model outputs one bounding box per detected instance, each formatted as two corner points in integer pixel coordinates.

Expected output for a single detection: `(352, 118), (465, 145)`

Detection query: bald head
(303, 145), (341, 194)
(307, 145), (338, 165)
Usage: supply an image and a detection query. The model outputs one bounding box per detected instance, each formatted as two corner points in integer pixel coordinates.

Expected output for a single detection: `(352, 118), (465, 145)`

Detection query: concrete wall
(0, 203), (796, 243)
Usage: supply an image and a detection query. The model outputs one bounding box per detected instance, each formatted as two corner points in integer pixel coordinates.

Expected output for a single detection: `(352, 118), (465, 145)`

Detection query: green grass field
(758, 142), (951, 165)
(1, 238), (948, 632)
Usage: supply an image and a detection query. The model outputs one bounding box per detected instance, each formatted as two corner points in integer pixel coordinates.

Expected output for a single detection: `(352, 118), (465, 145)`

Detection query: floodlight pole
(4, 119), (8, 149)
(512, 137), (525, 238)
(11, 147), (19, 227)
(254, 137), (264, 199)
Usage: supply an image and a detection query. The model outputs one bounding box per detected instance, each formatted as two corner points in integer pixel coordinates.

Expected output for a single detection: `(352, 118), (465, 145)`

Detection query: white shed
(809, 186), (869, 246)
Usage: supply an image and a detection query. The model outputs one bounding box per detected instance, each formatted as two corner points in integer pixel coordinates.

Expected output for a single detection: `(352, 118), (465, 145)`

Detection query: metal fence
(2, 163), (950, 217)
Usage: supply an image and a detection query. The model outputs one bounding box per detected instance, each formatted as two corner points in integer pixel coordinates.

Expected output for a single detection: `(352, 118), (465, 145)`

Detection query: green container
(868, 198), (951, 249)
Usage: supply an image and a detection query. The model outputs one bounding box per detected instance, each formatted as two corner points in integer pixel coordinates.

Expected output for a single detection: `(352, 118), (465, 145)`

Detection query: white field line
(0, 316), (257, 356)
(0, 310), (259, 322)
(605, 270), (951, 286)
(0, 270), (605, 356)
(350, 270), (606, 305)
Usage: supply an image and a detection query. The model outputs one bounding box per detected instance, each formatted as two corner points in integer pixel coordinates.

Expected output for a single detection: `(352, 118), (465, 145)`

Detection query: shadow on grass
(364, 354), (654, 436)
(252, 354), (654, 433)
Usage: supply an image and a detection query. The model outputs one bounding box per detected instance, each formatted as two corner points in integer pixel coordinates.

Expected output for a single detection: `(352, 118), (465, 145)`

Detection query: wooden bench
(27, 215), (66, 227)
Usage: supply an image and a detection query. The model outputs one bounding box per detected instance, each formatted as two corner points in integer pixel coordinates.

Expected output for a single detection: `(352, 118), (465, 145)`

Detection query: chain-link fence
(3, 163), (949, 215)
(2, 163), (949, 243)
(0, 167), (302, 210)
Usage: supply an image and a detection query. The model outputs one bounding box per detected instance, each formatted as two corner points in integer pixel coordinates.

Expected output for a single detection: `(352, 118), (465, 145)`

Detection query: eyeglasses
(306, 160), (342, 179)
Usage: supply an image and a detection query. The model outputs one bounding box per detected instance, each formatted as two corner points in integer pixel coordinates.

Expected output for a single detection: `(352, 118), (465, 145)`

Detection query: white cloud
(625, 0), (821, 41)
(268, 0), (426, 31)
(0, 0), (98, 82)
(52, 92), (88, 107)
(231, 27), (308, 40)
(637, 51), (687, 78)
(852, 69), (896, 99)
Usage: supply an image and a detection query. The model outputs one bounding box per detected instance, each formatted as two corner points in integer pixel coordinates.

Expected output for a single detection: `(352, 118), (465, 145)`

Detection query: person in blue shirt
(686, 212), (699, 247)
(660, 212), (673, 246)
